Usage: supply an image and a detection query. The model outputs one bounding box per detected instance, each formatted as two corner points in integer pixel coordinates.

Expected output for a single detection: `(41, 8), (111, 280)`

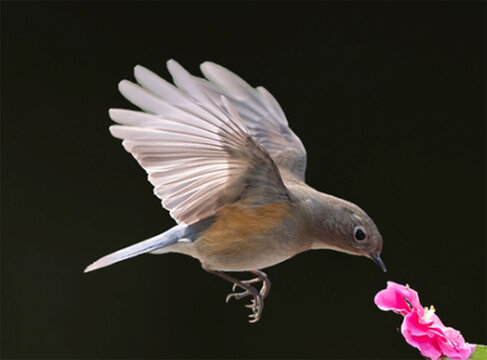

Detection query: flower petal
(403, 312), (430, 336)
(401, 320), (443, 360)
(374, 281), (423, 315)
(437, 327), (476, 360)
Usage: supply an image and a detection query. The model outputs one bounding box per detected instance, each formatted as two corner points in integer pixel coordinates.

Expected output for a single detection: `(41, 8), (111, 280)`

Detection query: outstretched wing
(110, 63), (289, 225)
(197, 62), (307, 180)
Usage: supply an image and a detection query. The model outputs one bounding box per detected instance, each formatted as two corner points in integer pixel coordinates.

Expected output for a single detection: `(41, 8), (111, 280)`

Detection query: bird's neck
(288, 183), (353, 250)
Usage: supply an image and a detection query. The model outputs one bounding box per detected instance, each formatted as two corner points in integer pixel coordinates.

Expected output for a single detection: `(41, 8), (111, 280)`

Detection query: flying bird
(85, 60), (386, 323)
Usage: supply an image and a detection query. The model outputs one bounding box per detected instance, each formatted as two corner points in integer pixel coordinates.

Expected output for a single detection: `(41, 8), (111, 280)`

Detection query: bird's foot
(208, 269), (270, 323)
(225, 270), (271, 323)
(225, 284), (263, 323)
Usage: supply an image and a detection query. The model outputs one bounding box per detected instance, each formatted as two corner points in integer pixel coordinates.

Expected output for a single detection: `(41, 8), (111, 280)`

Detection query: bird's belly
(192, 201), (300, 271)
(194, 233), (296, 271)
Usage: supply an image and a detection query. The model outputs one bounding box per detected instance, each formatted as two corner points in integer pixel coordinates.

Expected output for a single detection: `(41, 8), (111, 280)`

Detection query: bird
(85, 59), (386, 323)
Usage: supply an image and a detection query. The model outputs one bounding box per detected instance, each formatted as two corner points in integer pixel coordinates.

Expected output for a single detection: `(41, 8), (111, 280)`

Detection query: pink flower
(375, 282), (475, 360)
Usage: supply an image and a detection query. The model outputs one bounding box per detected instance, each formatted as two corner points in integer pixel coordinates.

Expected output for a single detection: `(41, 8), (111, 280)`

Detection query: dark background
(1, 2), (485, 359)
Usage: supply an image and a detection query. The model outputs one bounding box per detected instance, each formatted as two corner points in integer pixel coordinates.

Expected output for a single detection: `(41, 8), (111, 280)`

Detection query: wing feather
(110, 64), (289, 225)
(199, 62), (307, 180)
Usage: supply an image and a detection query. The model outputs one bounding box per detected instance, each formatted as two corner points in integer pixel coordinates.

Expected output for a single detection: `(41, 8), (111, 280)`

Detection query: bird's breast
(193, 201), (301, 271)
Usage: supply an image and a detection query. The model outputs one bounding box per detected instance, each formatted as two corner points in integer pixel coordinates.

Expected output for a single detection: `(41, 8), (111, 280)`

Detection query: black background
(2, 2), (485, 359)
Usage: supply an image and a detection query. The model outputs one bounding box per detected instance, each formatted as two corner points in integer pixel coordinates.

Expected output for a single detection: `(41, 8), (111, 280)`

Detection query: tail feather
(84, 224), (188, 273)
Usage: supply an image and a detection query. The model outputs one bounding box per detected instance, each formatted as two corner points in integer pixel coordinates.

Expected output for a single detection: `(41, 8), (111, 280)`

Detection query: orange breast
(195, 201), (292, 263)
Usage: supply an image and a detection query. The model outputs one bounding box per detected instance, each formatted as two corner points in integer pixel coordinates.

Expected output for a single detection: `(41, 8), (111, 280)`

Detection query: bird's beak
(370, 253), (387, 272)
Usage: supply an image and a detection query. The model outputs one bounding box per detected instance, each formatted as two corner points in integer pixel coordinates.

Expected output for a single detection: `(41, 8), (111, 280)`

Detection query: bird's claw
(244, 299), (256, 308)
(225, 284), (264, 323)
(247, 298), (263, 323)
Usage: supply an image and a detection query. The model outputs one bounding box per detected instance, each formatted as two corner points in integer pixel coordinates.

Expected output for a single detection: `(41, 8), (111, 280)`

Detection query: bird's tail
(84, 224), (190, 273)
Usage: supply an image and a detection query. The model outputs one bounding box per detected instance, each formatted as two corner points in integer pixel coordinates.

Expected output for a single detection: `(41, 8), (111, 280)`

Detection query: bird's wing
(197, 62), (307, 181)
(110, 62), (289, 225)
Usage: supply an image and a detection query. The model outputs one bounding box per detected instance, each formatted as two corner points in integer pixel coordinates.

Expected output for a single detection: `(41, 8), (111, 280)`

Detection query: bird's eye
(354, 226), (366, 241)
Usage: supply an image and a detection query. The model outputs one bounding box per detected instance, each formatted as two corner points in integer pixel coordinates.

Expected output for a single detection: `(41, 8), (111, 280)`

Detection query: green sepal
(470, 345), (487, 360)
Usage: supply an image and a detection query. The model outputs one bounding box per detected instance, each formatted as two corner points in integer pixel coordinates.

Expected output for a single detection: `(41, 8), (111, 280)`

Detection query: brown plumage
(195, 201), (293, 271)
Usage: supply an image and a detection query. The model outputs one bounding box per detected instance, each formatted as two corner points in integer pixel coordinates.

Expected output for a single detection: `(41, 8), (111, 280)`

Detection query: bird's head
(308, 194), (386, 272)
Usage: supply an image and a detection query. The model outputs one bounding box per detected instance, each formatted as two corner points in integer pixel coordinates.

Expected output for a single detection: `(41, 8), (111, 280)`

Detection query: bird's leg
(231, 270), (271, 299)
(207, 270), (265, 323)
